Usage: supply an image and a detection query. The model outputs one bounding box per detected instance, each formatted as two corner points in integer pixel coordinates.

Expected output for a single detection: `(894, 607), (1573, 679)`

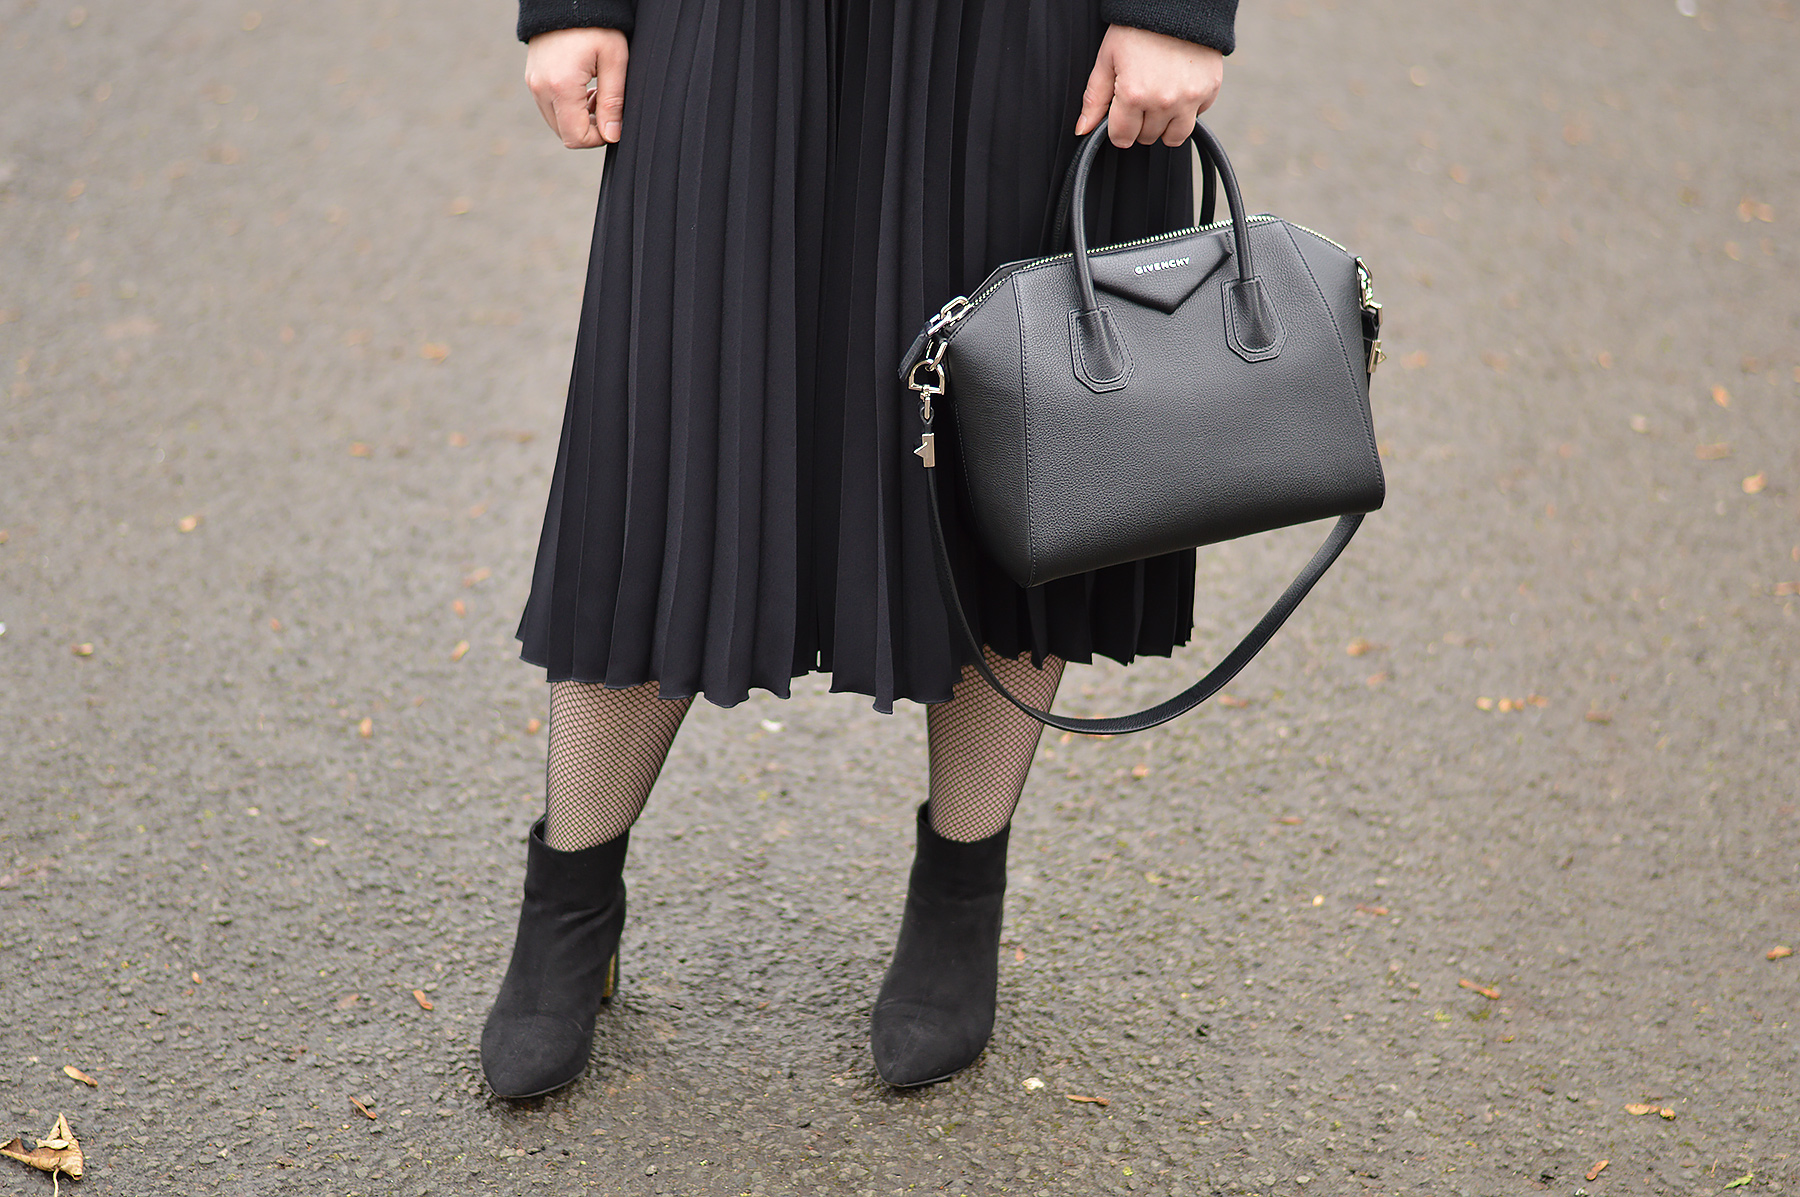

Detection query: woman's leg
(545, 679), (693, 848)
(872, 648), (1064, 1086)
(482, 679), (691, 1098)
(925, 647), (1065, 840)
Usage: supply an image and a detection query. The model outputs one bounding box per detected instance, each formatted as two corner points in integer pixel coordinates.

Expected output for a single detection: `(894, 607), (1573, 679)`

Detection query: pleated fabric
(517, 0), (1197, 712)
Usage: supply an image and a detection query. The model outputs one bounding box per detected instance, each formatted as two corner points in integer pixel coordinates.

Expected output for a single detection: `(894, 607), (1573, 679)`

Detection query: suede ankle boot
(871, 804), (1010, 1087)
(481, 817), (629, 1098)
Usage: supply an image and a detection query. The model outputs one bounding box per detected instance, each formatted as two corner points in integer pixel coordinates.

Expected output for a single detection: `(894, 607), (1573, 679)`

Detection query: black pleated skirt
(517, 0), (1197, 712)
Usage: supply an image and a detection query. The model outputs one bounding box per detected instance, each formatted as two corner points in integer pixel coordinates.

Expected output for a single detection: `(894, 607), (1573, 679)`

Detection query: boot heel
(601, 950), (620, 1003)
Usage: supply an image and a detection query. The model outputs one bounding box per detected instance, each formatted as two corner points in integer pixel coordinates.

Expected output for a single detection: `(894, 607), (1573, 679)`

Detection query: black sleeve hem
(1099, 0), (1238, 55)
(518, 0), (634, 42)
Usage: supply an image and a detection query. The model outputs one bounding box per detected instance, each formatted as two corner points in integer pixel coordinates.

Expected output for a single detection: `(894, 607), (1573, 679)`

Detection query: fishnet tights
(544, 680), (693, 851)
(926, 647), (1065, 843)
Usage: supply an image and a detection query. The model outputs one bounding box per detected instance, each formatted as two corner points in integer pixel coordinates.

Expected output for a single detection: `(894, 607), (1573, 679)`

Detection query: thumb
(593, 44), (628, 143)
(1075, 51), (1114, 136)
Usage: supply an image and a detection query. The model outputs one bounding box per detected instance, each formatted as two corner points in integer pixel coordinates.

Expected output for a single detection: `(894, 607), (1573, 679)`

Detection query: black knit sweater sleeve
(518, 1), (1236, 53)
(1102, 0), (1238, 54)
(518, 0), (633, 42)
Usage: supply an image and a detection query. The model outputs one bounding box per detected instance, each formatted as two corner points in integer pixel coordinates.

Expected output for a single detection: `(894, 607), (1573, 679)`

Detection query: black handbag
(899, 118), (1386, 735)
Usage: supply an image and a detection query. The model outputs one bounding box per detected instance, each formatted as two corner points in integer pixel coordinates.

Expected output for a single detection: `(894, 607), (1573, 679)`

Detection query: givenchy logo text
(1134, 256), (1192, 275)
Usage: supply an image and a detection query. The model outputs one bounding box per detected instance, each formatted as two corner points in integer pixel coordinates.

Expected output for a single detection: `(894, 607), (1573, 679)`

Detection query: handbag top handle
(1066, 121), (1255, 313)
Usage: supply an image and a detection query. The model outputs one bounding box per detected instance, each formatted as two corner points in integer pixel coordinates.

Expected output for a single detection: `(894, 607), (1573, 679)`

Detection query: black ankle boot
(480, 818), (629, 1098)
(871, 804), (1010, 1087)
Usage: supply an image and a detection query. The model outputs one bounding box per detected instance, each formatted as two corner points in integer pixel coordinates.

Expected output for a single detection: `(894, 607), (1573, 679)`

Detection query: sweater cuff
(518, 0), (634, 42)
(1100, 0), (1238, 55)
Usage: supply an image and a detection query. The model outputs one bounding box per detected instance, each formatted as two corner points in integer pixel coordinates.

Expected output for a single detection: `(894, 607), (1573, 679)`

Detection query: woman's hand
(525, 27), (629, 147)
(1076, 26), (1224, 148)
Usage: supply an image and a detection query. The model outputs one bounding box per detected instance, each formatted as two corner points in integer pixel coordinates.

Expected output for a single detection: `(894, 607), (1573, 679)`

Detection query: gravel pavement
(2, 2), (1796, 1195)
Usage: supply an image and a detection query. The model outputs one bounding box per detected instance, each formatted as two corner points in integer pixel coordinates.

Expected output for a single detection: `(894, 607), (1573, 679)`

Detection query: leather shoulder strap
(925, 468), (1361, 734)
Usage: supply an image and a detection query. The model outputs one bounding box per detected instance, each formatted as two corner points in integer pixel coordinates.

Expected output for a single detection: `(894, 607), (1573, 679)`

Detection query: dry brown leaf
(1065, 1093), (1110, 1107)
(449, 640), (470, 663)
(1712, 384), (1732, 407)
(462, 566), (491, 587)
(1, 1113), (84, 1182)
(1587, 1159), (1609, 1182)
(1767, 945), (1794, 960)
(1624, 1102), (1656, 1116)
(1275, 815), (1304, 826)
(419, 342), (450, 363)
(337, 992), (360, 1010)
(61, 1066), (96, 1088)
(1458, 979), (1501, 1000)
(191, 971), (202, 985)
(1217, 694), (1250, 709)
(1365, 671), (1390, 687)
(412, 989), (434, 1011)
(1743, 473), (1767, 494)
(1658, 1107), (1675, 1119)
(1774, 583), (1800, 597)
(1130, 764), (1150, 779)
(1475, 696), (1494, 711)
(348, 1096), (376, 1121)
(71, 643), (94, 657)
(177, 513), (202, 532)
(452, 599), (467, 617)
(358, 717), (373, 738)
(1356, 904), (1389, 916)
(1585, 709), (1613, 724)
(1345, 637), (1380, 657)
(526, 718), (542, 734)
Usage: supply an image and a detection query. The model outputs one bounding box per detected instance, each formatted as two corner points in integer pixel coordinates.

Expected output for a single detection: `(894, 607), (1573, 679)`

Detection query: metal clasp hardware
(906, 348), (948, 469)
(1355, 258), (1385, 376)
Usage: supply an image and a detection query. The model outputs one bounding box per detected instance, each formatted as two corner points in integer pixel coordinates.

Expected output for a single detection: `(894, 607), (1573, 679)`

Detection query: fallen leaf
(1696, 442), (1732, 460)
(1458, 979), (1501, 1000)
(1586, 1159), (1609, 1182)
(1, 1114), (84, 1184)
(358, 716), (373, 738)
(1774, 583), (1800, 597)
(1712, 384), (1731, 407)
(1276, 815), (1304, 825)
(347, 442), (371, 458)
(1022, 1076), (1045, 1090)
(191, 971), (202, 985)
(412, 989), (434, 1011)
(1130, 764), (1150, 779)
(61, 1066), (96, 1088)
(348, 1096), (376, 1120)
(462, 566), (491, 587)
(1217, 694), (1250, 708)
(177, 514), (202, 532)
(1497, 698), (1517, 713)
(1658, 1107), (1675, 1119)
(1475, 696), (1494, 711)
(449, 640), (470, 663)
(1065, 1094), (1110, 1107)
(337, 992), (360, 1010)
(71, 643), (94, 657)
(1742, 473), (1767, 494)
(1527, 694), (1549, 707)
(1365, 671), (1390, 687)
(1722, 1173), (1753, 1190)
(452, 599), (466, 617)
(526, 718), (542, 734)
(1014, 946), (1026, 961)
(1345, 637), (1380, 657)
(1585, 709), (1614, 724)
(1595, 350), (1613, 368)
(268, 618), (282, 632)
(1767, 945), (1794, 960)
(1624, 1103), (1656, 1116)
(1355, 904), (1389, 916)
(419, 342), (450, 363)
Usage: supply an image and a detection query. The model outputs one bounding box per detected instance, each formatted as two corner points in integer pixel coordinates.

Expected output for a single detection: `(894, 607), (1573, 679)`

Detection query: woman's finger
(1074, 51), (1115, 136)
(591, 41), (628, 143)
(1106, 91), (1146, 148)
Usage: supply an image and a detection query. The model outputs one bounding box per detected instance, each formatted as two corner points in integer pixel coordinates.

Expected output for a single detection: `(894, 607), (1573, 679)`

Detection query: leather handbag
(899, 118), (1386, 734)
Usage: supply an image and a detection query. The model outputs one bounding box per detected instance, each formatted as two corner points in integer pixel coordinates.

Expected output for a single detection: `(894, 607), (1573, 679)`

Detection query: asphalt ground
(1, 1), (1796, 1195)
